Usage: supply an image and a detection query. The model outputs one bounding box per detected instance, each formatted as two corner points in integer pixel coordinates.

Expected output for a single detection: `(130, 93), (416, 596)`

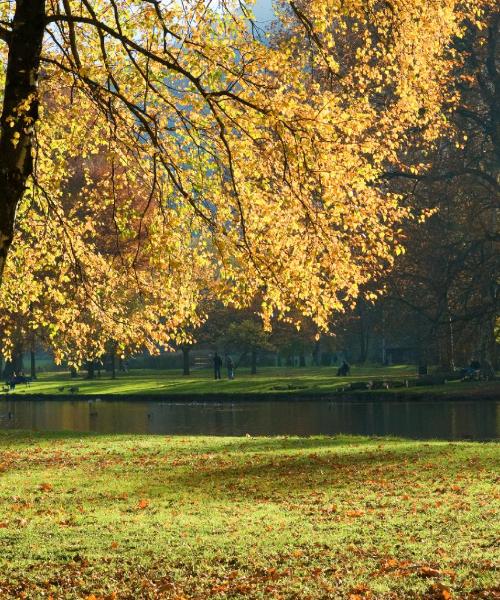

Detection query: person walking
(213, 352), (223, 380)
(226, 355), (235, 380)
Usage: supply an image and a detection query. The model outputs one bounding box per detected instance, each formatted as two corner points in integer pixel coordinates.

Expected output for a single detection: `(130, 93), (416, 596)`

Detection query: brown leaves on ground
(427, 582), (453, 599)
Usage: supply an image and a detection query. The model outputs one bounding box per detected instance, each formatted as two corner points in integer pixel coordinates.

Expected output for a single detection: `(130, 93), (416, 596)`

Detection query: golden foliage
(0, 0), (493, 362)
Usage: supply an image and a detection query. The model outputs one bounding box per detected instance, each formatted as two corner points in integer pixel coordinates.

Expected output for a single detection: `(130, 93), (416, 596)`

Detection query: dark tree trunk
(110, 347), (116, 380)
(30, 349), (36, 380)
(86, 361), (95, 380)
(251, 349), (257, 375)
(312, 340), (320, 367)
(299, 352), (306, 367)
(0, 1), (46, 283)
(70, 366), (77, 378)
(182, 346), (190, 376)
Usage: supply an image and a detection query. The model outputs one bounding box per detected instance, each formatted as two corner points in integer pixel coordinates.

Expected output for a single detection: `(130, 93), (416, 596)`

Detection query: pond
(0, 398), (497, 440)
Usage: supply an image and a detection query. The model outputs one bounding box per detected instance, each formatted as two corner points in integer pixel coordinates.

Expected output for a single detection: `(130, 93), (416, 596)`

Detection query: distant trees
(382, 8), (499, 369)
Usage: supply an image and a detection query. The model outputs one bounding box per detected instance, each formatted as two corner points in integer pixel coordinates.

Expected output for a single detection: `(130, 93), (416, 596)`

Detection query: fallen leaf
(430, 582), (453, 599)
(419, 566), (442, 578)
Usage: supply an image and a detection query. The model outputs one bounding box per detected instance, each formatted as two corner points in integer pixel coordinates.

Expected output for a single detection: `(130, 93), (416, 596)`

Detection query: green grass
(8, 365), (498, 399)
(0, 432), (498, 599)
(7, 365), (496, 398)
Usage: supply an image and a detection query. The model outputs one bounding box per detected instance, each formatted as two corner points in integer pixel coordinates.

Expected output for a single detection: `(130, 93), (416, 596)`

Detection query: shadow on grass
(0, 430), (496, 504)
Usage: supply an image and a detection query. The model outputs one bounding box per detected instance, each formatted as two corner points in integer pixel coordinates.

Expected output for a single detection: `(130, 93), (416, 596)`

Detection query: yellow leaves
(11, 131), (20, 148)
(0, 0), (491, 358)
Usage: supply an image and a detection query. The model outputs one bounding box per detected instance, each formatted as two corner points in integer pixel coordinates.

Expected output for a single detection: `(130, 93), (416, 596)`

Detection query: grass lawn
(6, 366), (497, 398)
(0, 432), (497, 599)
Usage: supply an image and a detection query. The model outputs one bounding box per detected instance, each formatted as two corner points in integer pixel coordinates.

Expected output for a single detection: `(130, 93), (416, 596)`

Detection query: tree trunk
(312, 340), (320, 367)
(251, 349), (257, 375)
(182, 346), (190, 376)
(30, 349), (36, 380)
(299, 352), (306, 367)
(110, 347), (116, 380)
(86, 361), (95, 380)
(0, 1), (46, 283)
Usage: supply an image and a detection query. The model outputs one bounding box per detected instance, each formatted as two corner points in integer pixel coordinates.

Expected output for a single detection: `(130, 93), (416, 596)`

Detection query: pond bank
(2, 380), (498, 402)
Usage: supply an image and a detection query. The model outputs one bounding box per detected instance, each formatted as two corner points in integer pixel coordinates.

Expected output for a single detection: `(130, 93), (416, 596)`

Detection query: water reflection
(0, 399), (497, 440)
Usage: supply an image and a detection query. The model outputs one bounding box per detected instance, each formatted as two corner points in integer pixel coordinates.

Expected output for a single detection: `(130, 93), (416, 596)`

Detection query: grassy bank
(5, 366), (498, 400)
(0, 432), (498, 599)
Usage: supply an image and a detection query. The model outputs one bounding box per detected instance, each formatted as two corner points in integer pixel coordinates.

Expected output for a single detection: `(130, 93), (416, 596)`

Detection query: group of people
(4, 371), (30, 390)
(461, 358), (495, 381)
(213, 353), (235, 380)
(212, 353), (352, 380)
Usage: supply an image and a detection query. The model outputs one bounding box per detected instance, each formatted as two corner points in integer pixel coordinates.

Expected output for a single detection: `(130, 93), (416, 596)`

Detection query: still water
(0, 399), (497, 440)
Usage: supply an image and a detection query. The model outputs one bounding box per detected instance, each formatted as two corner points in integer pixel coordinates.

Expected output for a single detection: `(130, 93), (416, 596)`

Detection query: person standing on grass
(213, 352), (223, 380)
(226, 355), (235, 380)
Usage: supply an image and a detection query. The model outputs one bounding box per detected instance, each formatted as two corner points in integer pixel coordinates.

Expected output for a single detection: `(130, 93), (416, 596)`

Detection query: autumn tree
(224, 319), (274, 374)
(0, 0), (492, 364)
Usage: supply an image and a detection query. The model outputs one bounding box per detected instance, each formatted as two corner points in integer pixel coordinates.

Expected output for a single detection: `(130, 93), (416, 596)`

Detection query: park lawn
(4, 365), (445, 397)
(0, 432), (498, 599)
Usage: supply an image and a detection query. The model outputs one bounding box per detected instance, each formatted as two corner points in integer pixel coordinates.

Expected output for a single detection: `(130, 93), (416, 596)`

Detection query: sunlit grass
(4, 364), (483, 395)
(6, 365), (497, 400)
(0, 432), (497, 599)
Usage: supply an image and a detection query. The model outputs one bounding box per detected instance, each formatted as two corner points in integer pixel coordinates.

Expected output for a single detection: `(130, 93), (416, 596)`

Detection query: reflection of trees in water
(0, 400), (497, 440)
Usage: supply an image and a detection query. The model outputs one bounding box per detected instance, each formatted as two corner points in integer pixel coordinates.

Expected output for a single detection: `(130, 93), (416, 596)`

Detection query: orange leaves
(419, 566), (445, 578)
(349, 583), (371, 599)
(418, 566), (456, 580)
(429, 583), (453, 599)
(39, 482), (53, 492)
(345, 509), (365, 518)
(374, 557), (456, 587)
(137, 498), (149, 510)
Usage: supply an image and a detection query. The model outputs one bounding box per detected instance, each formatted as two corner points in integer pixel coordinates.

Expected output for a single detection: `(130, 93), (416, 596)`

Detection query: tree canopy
(0, 0), (493, 364)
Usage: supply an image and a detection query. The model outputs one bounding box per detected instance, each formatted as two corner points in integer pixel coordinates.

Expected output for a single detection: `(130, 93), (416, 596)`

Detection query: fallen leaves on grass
(428, 582), (452, 599)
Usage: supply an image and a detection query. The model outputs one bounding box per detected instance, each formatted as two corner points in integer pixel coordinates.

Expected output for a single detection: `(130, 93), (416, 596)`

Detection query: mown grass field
(6, 366), (497, 398)
(0, 432), (498, 599)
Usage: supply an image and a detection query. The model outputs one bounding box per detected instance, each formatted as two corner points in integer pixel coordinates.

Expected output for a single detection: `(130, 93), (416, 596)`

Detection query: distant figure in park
(463, 358), (481, 380)
(337, 360), (350, 377)
(226, 355), (235, 380)
(8, 372), (16, 390)
(213, 352), (223, 380)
